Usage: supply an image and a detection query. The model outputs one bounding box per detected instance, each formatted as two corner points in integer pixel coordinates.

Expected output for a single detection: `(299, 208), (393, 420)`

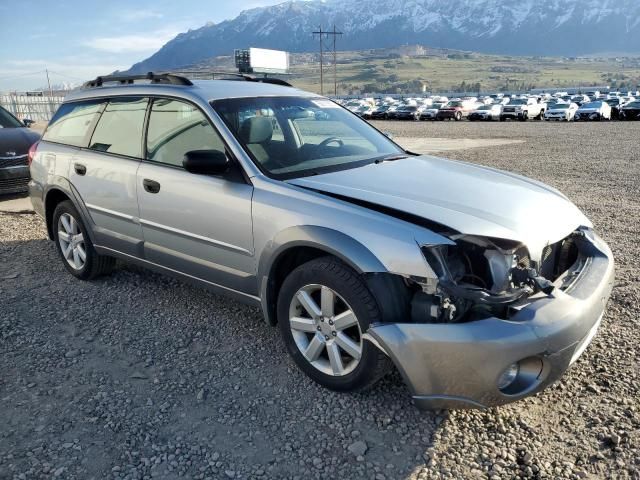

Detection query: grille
(0, 177), (29, 192)
(0, 156), (28, 168)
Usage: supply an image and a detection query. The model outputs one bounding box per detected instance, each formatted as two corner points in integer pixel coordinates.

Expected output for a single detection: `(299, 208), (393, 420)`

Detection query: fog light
(497, 363), (520, 390)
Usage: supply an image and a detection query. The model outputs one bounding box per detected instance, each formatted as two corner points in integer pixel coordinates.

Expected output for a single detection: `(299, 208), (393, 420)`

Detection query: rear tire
(52, 201), (115, 280)
(277, 256), (391, 392)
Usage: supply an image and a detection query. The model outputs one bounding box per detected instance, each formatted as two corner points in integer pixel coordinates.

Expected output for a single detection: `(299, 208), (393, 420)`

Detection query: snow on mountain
(127, 0), (640, 73)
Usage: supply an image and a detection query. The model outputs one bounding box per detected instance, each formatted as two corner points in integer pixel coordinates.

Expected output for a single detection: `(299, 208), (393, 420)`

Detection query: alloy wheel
(57, 213), (86, 270)
(289, 284), (363, 377)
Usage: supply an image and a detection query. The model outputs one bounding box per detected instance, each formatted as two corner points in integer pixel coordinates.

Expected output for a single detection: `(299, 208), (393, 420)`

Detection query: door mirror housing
(183, 150), (230, 175)
(23, 118), (35, 128)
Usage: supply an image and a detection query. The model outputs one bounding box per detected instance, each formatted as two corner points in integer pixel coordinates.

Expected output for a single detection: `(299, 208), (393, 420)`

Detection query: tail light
(28, 141), (39, 166)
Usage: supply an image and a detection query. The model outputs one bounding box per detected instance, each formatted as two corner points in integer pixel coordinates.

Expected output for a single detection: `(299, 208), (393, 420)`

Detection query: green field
(285, 50), (640, 95)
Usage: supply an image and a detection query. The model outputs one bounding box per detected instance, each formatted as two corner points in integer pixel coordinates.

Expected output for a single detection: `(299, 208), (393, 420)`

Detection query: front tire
(277, 257), (390, 392)
(52, 201), (115, 280)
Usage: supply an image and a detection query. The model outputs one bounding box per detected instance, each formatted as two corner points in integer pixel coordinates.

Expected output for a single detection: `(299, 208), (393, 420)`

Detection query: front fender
(257, 225), (387, 324)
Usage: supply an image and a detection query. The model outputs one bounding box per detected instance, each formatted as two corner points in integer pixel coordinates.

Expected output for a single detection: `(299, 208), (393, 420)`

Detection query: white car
(544, 102), (579, 121)
(420, 102), (445, 120)
(574, 101), (612, 121)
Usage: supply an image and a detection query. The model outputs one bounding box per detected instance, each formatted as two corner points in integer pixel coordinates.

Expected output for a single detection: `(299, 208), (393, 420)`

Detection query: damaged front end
(409, 232), (582, 324)
(367, 227), (614, 409)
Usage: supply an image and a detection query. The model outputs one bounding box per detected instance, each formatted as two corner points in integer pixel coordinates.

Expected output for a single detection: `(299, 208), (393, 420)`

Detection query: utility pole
(313, 25), (342, 96)
(45, 69), (54, 117)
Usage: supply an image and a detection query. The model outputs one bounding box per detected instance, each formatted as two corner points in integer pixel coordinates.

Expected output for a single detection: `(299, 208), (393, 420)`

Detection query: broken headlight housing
(413, 235), (567, 323)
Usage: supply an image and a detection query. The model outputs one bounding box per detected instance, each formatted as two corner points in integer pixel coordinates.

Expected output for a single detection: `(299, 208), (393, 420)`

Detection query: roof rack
(168, 70), (293, 87)
(83, 72), (193, 88)
(82, 71), (292, 89)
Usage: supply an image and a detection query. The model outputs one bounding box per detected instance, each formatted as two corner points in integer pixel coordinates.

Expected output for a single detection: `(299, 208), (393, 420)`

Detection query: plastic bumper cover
(367, 230), (614, 410)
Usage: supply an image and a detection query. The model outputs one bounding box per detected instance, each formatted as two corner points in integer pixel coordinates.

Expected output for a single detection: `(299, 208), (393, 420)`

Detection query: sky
(0, 0), (285, 91)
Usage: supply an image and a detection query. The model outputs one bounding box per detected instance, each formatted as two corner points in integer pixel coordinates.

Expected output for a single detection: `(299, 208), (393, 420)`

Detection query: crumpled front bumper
(367, 230), (614, 410)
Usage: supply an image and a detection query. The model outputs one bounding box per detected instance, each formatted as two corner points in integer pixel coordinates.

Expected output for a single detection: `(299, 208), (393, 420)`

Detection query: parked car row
(336, 91), (640, 123)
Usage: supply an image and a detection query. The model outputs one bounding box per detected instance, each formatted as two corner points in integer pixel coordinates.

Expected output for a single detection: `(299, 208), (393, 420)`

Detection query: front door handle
(74, 163), (86, 176)
(143, 178), (161, 194)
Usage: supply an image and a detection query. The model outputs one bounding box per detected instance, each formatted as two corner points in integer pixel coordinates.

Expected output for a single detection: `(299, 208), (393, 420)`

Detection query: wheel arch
(258, 226), (387, 326)
(44, 181), (95, 243)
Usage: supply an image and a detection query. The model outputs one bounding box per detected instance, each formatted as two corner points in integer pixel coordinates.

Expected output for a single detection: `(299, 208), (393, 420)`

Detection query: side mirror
(183, 150), (229, 175)
(23, 119), (35, 128)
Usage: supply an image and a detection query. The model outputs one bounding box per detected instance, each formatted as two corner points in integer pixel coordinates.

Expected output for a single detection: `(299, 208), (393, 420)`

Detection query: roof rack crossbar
(83, 72), (193, 88)
(166, 71), (292, 87)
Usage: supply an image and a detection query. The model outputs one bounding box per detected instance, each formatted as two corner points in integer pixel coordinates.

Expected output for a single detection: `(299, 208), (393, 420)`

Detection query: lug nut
(324, 335), (330, 340)
(317, 326), (321, 331)
(331, 331), (337, 337)
(328, 320), (334, 326)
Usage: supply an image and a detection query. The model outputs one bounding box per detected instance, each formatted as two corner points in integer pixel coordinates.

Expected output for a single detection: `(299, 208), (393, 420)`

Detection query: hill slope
(128, 0), (640, 73)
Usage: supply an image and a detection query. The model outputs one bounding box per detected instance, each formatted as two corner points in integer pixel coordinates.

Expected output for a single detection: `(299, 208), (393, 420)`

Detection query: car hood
(0, 128), (40, 156)
(287, 156), (591, 261)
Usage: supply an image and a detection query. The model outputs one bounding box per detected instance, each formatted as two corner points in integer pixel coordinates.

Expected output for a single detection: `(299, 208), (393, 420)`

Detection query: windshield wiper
(374, 154), (410, 164)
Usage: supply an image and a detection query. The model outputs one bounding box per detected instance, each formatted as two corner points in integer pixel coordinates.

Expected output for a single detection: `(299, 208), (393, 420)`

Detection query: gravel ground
(1, 121), (639, 480)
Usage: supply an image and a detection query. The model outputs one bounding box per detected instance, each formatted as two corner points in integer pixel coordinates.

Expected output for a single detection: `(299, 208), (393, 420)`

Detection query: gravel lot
(1, 121), (639, 480)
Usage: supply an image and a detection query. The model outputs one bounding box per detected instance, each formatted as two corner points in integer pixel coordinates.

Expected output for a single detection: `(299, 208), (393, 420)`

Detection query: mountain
(127, 0), (640, 73)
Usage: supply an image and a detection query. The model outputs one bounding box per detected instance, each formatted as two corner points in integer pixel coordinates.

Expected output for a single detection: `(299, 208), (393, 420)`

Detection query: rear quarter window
(43, 100), (105, 147)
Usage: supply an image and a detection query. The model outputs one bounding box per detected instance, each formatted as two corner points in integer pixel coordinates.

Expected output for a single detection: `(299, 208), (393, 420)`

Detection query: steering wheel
(318, 136), (344, 148)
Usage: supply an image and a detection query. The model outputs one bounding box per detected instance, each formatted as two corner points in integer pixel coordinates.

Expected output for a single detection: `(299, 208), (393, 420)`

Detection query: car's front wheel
(52, 201), (115, 280)
(277, 256), (390, 392)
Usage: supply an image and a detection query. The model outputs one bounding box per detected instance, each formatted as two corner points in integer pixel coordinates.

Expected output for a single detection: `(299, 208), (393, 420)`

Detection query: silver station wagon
(29, 73), (614, 409)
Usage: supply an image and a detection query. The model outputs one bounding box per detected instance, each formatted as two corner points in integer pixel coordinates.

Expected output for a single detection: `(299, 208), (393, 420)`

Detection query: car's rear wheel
(454, 111), (462, 121)
(277, 256), (390, 392)
(53, 201), (115, 280)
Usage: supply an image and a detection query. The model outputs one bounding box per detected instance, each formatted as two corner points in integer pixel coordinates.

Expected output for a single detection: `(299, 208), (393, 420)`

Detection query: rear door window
(89, 97), (149, 158)
(43, 100), (105, 147)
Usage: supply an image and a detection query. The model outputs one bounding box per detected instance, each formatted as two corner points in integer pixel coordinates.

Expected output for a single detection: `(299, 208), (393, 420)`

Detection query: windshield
(552, 104), (569, 109)
(212, 96), (403, 179)
(399, 106), (417, 112)
(447, 101), (462, 107)
(581, 102), (601, 108)
(509, 99), (527, 105)
(0, 106), (24, 128)
(477, 105), (492, 110)
(626, 102), (640, 108)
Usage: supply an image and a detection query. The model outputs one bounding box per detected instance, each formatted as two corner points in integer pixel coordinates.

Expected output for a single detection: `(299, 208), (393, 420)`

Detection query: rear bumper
(0, 165), (30, 195)
(501, 111), (525, 119)
(368, 229), (614, 409)
(436, 111), (458, 119)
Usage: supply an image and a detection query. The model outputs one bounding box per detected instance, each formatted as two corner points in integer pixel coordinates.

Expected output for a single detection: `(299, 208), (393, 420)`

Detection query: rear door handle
(74, 163), (86, 175)
(143, 178), (161, 194)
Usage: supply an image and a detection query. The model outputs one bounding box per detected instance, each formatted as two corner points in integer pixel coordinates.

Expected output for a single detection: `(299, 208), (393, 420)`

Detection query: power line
(312, 25), (343, 96)
(47, 70), (86, 81)
(0, 70), (47, 81)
